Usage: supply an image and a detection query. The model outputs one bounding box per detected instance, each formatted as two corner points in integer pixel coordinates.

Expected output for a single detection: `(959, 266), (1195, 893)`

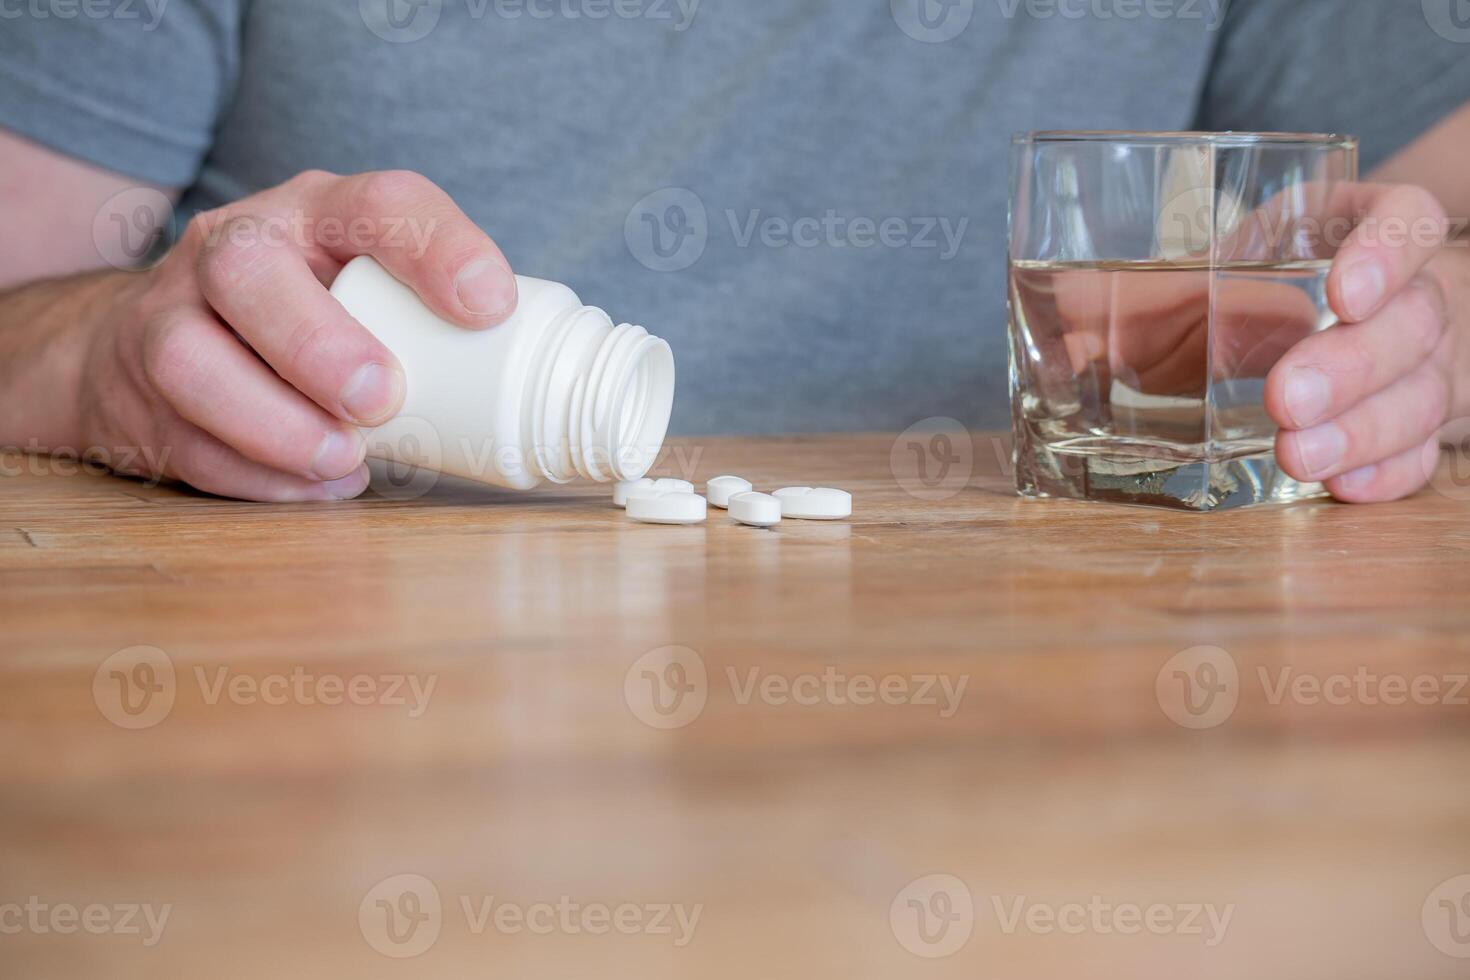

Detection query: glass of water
(1008, 131), (1359, 511)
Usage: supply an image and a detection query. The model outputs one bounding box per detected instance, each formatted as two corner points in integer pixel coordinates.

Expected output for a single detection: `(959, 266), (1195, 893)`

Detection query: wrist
(0, 270), (136, 454)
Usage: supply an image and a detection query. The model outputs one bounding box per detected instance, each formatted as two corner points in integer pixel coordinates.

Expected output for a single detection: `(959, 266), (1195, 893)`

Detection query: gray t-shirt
(2, 0), (1467, 434)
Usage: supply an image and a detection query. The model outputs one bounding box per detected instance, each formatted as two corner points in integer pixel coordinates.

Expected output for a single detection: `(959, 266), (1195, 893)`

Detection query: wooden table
(3, 434), (1469, 979)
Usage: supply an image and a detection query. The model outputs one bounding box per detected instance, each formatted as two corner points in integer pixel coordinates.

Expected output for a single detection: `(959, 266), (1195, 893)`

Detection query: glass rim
(1014, 130), (1358, 148)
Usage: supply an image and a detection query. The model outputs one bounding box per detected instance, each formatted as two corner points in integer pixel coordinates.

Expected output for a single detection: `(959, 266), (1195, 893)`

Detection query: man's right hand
(2, 166), (518, 501)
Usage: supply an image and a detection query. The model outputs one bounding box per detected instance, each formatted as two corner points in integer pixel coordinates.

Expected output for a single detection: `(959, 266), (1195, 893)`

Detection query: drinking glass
(1008, 131), (1359, 511)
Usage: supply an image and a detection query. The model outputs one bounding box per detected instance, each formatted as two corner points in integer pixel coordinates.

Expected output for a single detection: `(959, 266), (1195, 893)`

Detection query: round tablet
(773, 486), (852, 520)
(613, 478), (655, 507)
(705, 475), (754, 509)
(626, 491), (708, 525)
(728, 491), (782, 527)
(614, 477), (693, 507)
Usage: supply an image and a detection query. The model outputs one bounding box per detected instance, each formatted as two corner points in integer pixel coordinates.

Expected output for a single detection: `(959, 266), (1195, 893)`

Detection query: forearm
(1372, 102), (1470, 225)
(0, 270), (134, 453)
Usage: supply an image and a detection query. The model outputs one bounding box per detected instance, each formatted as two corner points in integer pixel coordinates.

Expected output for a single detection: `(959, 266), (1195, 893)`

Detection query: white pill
(773, 486), (852, 520)
(728, 491), (782, 527)
(626, 491), (707, 525)
(613, 479), (655, 507)
(614, 478), (693, 507)
(705, 475), (754, 509)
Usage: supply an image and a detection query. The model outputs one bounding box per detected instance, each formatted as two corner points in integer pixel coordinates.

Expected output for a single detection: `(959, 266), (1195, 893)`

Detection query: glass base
(1015, 433), (1327, 513)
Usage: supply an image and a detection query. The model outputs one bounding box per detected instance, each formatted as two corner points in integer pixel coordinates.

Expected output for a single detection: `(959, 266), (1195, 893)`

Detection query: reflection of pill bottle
(330, 256), (675, 491)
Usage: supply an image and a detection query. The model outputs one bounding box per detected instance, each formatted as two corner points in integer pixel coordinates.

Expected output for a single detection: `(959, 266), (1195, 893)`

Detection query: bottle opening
(525, 310), (675, 485)
(609, 338), (675, 481)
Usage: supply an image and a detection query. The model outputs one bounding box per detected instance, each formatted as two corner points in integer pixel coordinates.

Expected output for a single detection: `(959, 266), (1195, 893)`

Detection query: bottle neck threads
(521, 306), (675, 484)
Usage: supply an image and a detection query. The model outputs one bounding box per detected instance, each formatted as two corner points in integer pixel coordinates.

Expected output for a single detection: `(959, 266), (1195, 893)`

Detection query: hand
(72, 170), (517, 501)
(1045, 267), (1322, 399)
(1265, 184), (1465, 503)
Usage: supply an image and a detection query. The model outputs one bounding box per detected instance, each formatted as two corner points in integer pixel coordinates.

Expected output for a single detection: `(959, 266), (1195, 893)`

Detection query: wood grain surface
(2, 434), (1469, 979)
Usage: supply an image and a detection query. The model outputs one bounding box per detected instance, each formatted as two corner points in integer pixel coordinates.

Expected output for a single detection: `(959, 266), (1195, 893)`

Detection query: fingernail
(1333, 463), (1377, 496)
(1295, 422), (1348, 478)
(340, 362), (405, 426)
(311, 429), (366, 481)
(1283, 366), (1332, 428)
(454, 258), (517, 319)
(1342, 259), (1386, 320)
(323, 465), (370, 501)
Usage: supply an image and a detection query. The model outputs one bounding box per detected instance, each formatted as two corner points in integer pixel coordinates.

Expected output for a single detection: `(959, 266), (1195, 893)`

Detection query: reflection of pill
(773, 487), (852, 520)
(626, 491), (707, 525)
(705, 475), (754, 509)
(729, 491), (782, 527)
(614, 478), (693, 507)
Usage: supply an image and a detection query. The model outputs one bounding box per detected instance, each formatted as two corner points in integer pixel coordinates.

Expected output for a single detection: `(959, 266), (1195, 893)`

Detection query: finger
(1328, 183), (1448, 323)
(141, 309), (368, 480)
(1325, 438), (1440, 504)
(159, 420), (370, 503)
(1276, 360), (1451, 483)
(196, 216), (407, 427)
(312, 170), (517, 328)
(1264, 274), (1447, 429)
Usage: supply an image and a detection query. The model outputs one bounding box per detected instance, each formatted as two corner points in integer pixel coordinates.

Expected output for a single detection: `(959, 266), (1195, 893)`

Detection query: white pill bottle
(329, 256), (675, 491)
